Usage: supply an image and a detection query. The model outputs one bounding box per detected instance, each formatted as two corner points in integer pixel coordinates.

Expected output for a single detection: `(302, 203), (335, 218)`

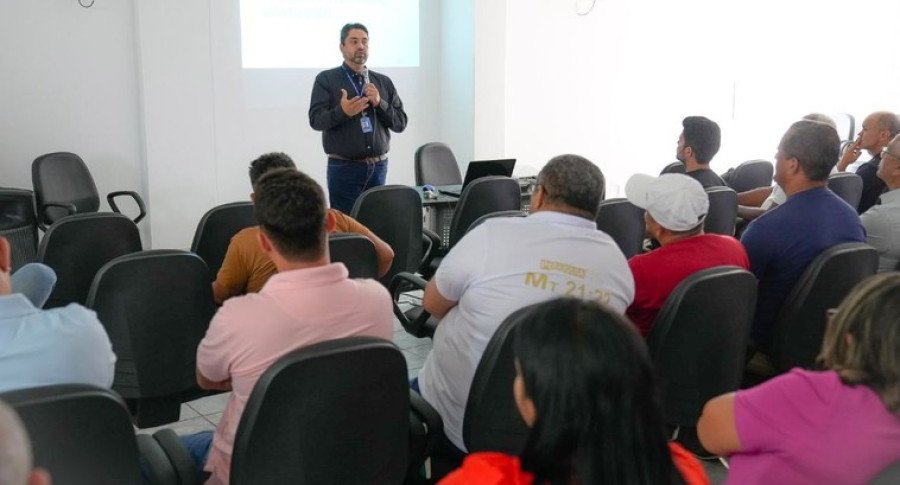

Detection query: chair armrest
(421, 228), (442, 269)
(136, 433), (179, 485)
(408, 390), (444, 477)
(38, 202), (77, 230)
(389, 271), (428, 300)
(153, 429), (202, 485)
(107, 190), (147, 223)
(389, 272), (436, 338)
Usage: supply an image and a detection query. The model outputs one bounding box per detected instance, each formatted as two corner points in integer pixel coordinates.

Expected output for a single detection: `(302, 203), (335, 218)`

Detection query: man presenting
(309, 23), (408, 213)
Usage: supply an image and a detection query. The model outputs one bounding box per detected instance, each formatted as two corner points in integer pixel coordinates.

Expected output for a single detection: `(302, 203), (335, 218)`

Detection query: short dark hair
(536, 154), (605, 219)
(513, 298), (681, 484)
(248, 152), (296, 187)
(253, 168), (327, 261)
(681, 116), (721, 164)
(340, 23), (368, 45)
(780, 120), (840, 181)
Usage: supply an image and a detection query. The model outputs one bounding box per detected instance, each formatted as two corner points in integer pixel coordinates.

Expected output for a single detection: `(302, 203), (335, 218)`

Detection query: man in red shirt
(625, 173), (749, 337)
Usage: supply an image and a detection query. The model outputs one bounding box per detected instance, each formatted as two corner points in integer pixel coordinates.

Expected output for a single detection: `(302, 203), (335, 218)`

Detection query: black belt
(327, 154), (388, 164)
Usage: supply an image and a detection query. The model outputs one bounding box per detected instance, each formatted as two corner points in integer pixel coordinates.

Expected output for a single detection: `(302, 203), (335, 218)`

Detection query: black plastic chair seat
(351, 185), (424, 286)
(596, 198), (646, 259)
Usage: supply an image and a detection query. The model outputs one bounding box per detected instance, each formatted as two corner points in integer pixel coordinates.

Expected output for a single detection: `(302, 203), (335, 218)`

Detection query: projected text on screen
(240, 0), (420, 69)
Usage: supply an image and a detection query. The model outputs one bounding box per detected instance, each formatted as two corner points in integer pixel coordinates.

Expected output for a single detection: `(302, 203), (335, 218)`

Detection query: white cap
(625, 173), (709, 231)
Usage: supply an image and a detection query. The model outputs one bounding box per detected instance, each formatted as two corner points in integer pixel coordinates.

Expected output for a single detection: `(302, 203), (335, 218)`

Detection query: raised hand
(340, 88), (369, 117)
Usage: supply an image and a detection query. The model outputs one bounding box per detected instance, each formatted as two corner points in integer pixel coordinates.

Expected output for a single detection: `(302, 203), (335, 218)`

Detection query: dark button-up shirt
(308, 63), (407, 160)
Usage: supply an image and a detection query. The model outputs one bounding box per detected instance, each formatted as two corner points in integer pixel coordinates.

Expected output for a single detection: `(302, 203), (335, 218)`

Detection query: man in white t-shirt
(415, 154), (635, 453)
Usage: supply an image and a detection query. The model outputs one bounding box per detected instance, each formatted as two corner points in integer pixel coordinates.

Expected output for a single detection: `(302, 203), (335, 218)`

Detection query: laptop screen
(461, 159), (516, 188)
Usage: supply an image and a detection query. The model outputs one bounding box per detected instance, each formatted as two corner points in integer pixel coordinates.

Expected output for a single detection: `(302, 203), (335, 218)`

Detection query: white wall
(0, 0), (147, 241)
(439, 0), (475, 170)
(498, 0), (900, 196)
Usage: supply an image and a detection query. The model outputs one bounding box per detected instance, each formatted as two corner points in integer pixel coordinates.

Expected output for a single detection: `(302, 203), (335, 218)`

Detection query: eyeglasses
(881, 147), (900, 161)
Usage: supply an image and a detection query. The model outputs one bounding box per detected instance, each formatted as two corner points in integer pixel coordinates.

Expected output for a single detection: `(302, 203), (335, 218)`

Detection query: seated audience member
(676, 116), (726, 188)
(9, 263), (56, 309)
(440, 298), (708, 485)
(212, 152), (394, 304)
(0, 236), (115, 393)
(835, 111), (900, 213)
(736, 114), (837, 223)
(861, 134), (900, 272)
(698, 273), (900, 484)
(740, 120), (864, 355)
(184, 168), (393, 485)
(417, 154), (635, 454)
(625, 173), (749, 336)
(0, 400), (52, 485)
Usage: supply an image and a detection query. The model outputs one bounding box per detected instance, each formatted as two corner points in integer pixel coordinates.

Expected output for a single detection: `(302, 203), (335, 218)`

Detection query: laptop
(438, 159), (516, 197)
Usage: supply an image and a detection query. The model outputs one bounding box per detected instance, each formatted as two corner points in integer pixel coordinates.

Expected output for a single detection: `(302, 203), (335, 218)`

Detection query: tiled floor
(135, 310), (728, 483)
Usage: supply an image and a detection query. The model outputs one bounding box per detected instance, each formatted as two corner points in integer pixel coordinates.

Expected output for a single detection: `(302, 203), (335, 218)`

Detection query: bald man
(836, 111), (900, 213)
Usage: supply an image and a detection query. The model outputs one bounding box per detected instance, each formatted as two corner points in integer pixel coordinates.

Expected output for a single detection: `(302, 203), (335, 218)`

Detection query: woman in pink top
(698, 273), (900, 484)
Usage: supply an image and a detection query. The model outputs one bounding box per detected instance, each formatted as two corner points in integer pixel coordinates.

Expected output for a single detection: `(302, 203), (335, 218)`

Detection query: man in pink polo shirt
(183, 168), (393, 484)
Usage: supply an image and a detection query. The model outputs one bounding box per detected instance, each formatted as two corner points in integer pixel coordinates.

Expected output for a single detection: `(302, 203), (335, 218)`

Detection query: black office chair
(31, 152), (146, 229)
(647, 267), (757, 450)
(596, 198), (646, 258)
(462, 305), (533, 455)
(0, 188), (39, 271)
(447, 176), (521, 248)
(232, 337), (412, 483)
(466, 210), (527, 235)
(660, 161), (686, 175)
(726, 160), (774, 193)
(415, 142), (462, 186)
(704, 186), (738, 236)
(37, 212), (142, 308)
(0, 384), (173, 484)
(328, 233), (379, 279)
(86, 250), (216, 428)
(870, 461), (900, 485)
(770, 242), (878, 372)
(351, 185), (425, 285)
(190, 201), (257, 279)
(827, 172), (864, 210)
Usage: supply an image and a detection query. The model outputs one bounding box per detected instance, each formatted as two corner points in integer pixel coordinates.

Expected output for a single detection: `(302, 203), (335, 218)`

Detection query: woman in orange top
(440, 298), (708, 485)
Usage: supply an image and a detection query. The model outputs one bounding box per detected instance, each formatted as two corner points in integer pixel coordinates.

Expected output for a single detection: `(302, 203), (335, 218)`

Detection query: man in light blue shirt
(0, 236), (116, 393)
(861, 134), (900, 272)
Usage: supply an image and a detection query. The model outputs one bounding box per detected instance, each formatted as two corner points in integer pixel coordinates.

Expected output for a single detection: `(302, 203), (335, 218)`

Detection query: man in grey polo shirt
(861, 133), (900, 272)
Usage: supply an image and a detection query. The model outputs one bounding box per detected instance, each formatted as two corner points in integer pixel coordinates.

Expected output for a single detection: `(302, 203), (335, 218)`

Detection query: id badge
(360, 115), (374, 134)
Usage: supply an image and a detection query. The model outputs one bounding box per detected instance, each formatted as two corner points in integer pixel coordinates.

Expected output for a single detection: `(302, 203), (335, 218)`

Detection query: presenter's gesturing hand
(364, 83), (381, 106)
(340, 88), (369, 117)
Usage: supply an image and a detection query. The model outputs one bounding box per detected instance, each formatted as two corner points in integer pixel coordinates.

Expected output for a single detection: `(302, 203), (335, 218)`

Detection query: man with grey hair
(741, 120), (864, 356)
(835, 111), (900, 213)
(415, 154), (635, 454)
(861, 133), (900, 272)
(0, 400), (51, 485)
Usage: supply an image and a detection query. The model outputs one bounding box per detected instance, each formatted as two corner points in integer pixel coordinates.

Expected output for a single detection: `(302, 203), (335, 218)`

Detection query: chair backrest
(328, 233), (379, 279)
(466, 210), (527, 235)
(31, 152), (101, 226)
(190, 201), (257, 278)
(351, 185), (423, 284)
(827, 172), (863, 210)
(85, 250), (215, 428)
(463, 305), (532, 454)
(660, 161), (686, 175)
(0, 188), (39, 271)
(37, 212), (142, 308)
(415, 142), (462, 186)
(0, 384), (143, 484)
(727, 159), (774, 193)
(770, 242), (878, 372)
(704, 186), (738, 236)
(231, 336), (409, 484)
(596, 198), (646, 259)
(449, 176), (521, 247)
(647, 267), (757, 426)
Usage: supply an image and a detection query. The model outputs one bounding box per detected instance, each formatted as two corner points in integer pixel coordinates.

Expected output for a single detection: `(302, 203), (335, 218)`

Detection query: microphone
(361, 67), (370, 85)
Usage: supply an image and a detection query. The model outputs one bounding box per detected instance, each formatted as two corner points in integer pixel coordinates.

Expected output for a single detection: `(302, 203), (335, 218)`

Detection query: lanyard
(341, 65), (365, 98)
